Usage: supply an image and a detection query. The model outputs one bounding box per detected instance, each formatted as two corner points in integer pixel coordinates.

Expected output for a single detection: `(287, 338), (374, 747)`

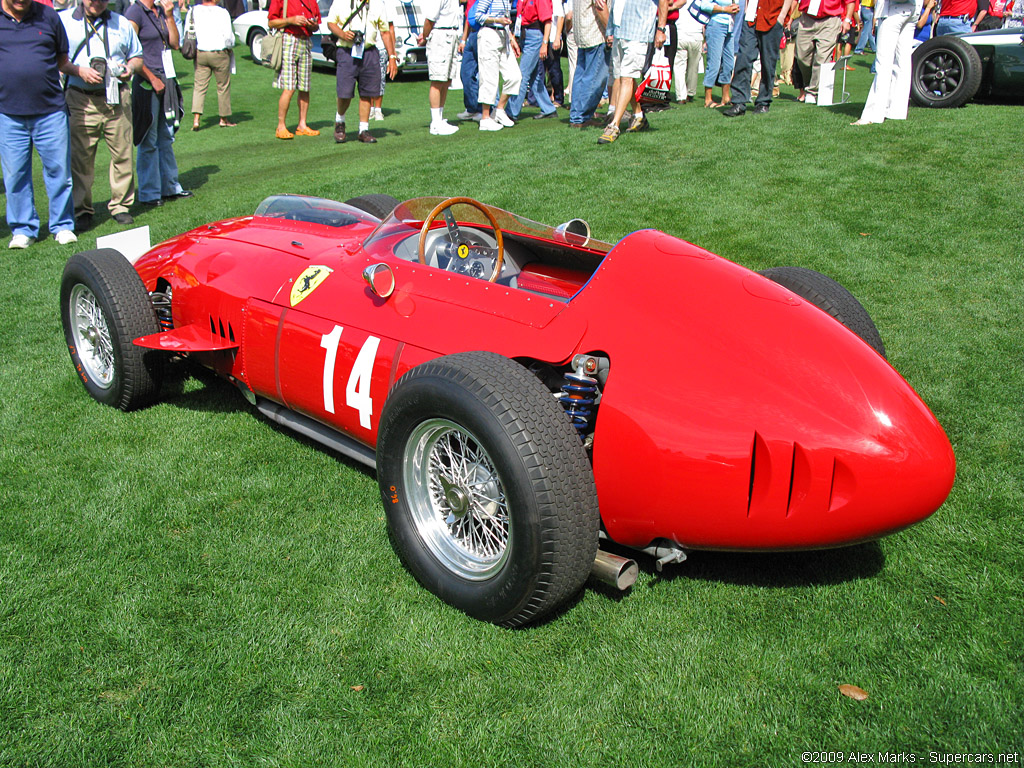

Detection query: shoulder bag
(261, 0), (289, 70)
(180, 8), (198, 60)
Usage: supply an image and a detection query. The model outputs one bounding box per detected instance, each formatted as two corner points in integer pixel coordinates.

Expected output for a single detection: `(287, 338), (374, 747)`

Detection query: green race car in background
(912, 28), (1024, 107)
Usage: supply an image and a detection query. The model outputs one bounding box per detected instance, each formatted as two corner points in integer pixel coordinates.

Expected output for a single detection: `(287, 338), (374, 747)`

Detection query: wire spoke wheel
(405, 419), (511, 580)
(69, 284), (115, 388)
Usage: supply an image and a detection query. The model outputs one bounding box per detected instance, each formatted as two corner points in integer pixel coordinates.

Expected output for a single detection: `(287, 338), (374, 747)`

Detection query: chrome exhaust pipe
(591, 550), (639, 591)
(554, 219), (591, 247)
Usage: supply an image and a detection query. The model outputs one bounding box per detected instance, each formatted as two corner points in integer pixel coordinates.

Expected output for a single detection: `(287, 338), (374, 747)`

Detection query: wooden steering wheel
(417, 197), (505, 283)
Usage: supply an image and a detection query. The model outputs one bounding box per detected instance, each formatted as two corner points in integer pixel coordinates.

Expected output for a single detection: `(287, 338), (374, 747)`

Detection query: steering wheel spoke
(418, 197), (505, 283)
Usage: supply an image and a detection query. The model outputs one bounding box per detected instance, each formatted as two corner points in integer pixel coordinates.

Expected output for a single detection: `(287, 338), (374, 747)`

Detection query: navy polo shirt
(0, 1), (70, 116)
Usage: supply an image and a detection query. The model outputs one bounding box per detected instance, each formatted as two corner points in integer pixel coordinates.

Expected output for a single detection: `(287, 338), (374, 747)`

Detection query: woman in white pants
(853, 0), (921, 124)
(475, 1), (522, 131)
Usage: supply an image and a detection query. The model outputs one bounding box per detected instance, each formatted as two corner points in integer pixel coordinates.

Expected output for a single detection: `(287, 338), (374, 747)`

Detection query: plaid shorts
(274, 33), (313, 92)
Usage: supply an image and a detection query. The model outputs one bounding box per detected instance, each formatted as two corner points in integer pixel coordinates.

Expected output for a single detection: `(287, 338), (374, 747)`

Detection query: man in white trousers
(852, 0), (920, 123)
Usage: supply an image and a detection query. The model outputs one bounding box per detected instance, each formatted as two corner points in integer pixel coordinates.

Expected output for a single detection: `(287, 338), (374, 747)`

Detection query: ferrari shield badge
(290, 266), (333, 306)
(457, 243), (469, 259)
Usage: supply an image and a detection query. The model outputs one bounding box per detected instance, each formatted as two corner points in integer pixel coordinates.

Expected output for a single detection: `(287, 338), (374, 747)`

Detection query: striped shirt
(607, 0), (658, 41)
(475, 0), (512, 25)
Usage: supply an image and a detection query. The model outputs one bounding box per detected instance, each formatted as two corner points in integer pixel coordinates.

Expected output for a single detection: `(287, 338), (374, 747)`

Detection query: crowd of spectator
(2, 0), (1020, 247)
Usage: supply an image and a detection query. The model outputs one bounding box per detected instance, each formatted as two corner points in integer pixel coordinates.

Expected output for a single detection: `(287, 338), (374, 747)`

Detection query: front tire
(61, 249), (164, 410)
(911, 35), (982, 108)
(759, 266), (887, 359)
(377, 352), (599, 627)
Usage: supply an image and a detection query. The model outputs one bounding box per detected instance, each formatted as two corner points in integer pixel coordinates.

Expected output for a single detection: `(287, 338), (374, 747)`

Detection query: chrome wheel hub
(404, 419), (510, 580)
(69, 284), (115, 389)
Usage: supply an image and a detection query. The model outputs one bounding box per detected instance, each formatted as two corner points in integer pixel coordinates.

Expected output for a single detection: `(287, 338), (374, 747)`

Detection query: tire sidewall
(911, 36), (981, 108)
(61, 259), (126, 407)
(378, 374), (548, 625)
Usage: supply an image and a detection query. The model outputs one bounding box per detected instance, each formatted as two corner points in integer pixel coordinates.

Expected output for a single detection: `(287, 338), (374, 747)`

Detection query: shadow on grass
(162, 362), (374, 474)
(594, 536), (884, 590)
(177, 164), (219, 193)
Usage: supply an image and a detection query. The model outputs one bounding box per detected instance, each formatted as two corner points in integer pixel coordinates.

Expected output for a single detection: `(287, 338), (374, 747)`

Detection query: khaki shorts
(274, 33), (312, 92)
(611, 37), (649, 80)
(426, 28), (459, 81)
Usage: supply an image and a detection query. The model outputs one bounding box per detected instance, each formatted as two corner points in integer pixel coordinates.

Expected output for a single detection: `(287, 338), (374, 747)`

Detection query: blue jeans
(462, 28), (480, 112)
(704, 21), (735, 88)
(935, 15), (972, 35)
(854, 5), (876, 52)
(569, 44), (611, 124)
(730, 21), (784, 107)
(136, 87), (183, 204)
(0, 110), (74, 238)
(507, 27), (557, 118)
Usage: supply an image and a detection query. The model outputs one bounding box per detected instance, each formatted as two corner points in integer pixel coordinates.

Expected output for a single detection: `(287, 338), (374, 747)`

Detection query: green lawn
(1, 52), (1021, 766)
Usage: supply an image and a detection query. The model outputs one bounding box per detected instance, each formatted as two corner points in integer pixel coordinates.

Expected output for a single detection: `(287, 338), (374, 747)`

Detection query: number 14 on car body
(320, 325), (381, 429)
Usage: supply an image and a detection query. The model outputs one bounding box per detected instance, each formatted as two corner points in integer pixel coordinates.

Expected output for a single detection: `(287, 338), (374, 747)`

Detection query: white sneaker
(494, 108), (515, 127)
(457, 110), (482, 121)
(479, 117), (503, 131)
(804, 93), (817, 104)
(371, 107), (384, 121)
(55, 230), (78, 245)
(429, 120), (459, 135)
(8, 234), (34, 249)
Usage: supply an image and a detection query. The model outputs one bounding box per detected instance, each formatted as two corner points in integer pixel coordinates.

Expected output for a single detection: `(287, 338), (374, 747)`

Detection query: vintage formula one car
(911, 29), (1024, 108)
(60, 195), (957, 626)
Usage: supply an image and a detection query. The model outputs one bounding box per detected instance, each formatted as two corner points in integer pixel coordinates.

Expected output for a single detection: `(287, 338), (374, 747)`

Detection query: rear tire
(911, 35), (982, 108)
(759, 266), (886, 359)
(344, 194), (400, 220)
(61, 249), (164, 410)
(377, 351), (599, 627)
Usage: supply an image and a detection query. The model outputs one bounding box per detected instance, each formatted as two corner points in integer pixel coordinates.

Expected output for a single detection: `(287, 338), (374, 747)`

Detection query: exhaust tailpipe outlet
(591, 550), (639, 591)
(555, 219), (591, 247)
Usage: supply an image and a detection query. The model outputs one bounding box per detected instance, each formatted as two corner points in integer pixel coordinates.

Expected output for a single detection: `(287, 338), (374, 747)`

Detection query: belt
(68, 85), (106, 95)
(524, 21), (543, 29)
(942, 13), (972, 19)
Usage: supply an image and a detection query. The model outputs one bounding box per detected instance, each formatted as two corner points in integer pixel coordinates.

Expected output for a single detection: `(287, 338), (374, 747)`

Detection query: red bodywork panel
(131, 199), (955, 553)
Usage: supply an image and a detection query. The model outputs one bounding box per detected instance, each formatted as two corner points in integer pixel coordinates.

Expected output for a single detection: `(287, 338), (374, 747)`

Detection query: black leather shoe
(112, 212), (134, 225)
(75, 213), (93, 231)
(141, 198), (164, 207)
(163, 190), (194, 200)
(753, 103), (770, 114)
(533, 111), (556, 119)
(357, 131), (377, 143)
(334, 122), (346, 143)
(722, 104), (746, 117)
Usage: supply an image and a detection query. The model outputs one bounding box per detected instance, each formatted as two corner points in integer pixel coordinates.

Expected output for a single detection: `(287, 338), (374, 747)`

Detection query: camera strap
(340, 0), (369, 30)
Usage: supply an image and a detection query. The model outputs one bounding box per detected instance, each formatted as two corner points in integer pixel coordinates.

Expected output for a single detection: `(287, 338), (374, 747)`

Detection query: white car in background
(232, 0), (428, 73)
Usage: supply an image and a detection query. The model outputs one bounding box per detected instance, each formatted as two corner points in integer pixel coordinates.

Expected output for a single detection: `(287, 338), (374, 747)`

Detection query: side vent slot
(747, 431), (772, 517)
(787, 443), (812, 518)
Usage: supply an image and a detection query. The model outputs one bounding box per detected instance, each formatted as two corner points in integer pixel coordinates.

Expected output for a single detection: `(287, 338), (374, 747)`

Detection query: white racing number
(320, 325), (381, 429)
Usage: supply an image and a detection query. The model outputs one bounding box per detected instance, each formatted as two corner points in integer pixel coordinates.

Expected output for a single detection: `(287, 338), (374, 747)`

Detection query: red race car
(60, 195), (956, 626)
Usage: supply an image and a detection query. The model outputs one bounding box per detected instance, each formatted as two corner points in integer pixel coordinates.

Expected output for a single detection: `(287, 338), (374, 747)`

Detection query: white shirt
(327, 0), (390, 47)
(188, 4), (235, 52)
(422, 0), (462, 27)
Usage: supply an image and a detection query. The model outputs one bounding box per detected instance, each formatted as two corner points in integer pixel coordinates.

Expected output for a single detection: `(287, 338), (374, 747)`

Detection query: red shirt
(755, 0), (785, 29)
(268, 0), (321, 37)
(516, 0), (552, 25)
(797, 0), (851, 18)
(939, 0), (974, 15)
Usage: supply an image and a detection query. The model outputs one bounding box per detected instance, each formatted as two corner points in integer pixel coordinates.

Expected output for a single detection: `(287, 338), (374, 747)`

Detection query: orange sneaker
(295, 126), (320, 136)
(276, 127), (294, 140)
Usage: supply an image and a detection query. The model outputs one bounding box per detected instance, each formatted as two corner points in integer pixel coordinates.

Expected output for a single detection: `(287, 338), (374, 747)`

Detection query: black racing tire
(61, 249), (164, 410)
(759, 266), (887, 359)
(248, 29), (266, 63)
(377, 351), (600, 627)
(910, 35), (983, 108)
(344, 194), (400, 220)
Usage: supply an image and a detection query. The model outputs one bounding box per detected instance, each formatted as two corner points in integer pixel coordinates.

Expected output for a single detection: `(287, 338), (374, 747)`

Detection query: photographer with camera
(61, 0), (143, 229)
(327, 0), (396, 143)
